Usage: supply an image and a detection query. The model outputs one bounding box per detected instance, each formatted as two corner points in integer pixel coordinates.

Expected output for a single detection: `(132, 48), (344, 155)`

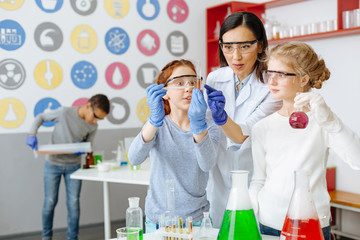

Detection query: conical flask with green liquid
(217, 170), (262, 240)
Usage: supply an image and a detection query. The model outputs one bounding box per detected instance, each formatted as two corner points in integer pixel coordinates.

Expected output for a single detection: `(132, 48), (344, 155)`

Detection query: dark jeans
(260, 222), (331, 240)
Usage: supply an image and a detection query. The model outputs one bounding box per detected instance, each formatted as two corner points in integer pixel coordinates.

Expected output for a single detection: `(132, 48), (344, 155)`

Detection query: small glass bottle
(83, 152), (94, 168)
(126, 197), (144, 239)
(198, 211), (213, 240)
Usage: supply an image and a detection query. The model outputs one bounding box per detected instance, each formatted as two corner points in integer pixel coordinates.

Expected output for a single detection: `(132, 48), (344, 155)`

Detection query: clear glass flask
(280, 170), (325, 240)
(198, 211), (213, 240)
(289, 93), (309, 129)
(217, 170), (261, 240)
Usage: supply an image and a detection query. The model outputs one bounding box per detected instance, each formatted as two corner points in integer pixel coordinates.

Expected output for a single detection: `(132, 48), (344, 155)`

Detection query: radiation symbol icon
(0, 59), (26, 90)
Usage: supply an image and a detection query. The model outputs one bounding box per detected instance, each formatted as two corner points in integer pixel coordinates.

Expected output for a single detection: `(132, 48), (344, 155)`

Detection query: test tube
(178, 217), (184, 240)
(185, 216), (193, 234)
(172, 216), (177, 240)
(194, 60), (203, 90)
(165, 215), (171, 240)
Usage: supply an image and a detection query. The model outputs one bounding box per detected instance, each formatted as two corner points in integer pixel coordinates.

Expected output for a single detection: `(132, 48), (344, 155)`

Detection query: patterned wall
(0, 0), (198, 133)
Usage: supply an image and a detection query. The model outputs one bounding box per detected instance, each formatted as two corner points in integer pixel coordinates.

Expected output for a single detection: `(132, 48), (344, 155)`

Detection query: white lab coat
(205, 66), (282, 228)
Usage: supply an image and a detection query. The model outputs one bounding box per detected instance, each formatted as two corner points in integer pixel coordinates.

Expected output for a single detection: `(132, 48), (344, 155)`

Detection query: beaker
(289, 93), (309, 129)
(280, 170), (325, 240)
(217, 170), (261, 240)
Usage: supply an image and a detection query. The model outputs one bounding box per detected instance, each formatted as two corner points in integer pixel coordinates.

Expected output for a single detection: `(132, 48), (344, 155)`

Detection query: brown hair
(88, 94), (110, 114)
(156, 59), (196, 115)
(268, 42), (330, 90)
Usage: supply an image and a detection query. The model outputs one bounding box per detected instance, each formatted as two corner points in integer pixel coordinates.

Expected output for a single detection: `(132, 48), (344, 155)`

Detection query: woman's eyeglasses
(262, 70), (298, 84)
(219, 40), (258, 54)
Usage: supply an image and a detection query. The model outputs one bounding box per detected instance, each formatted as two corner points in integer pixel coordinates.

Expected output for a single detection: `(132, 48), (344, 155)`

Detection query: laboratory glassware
(289, 93), (309, 129)
(198, 211), (214, 240)
(116, 140), (127, 166)
(116, 227), (140, 240)
(217, 170), (262, 240)
(162, 179), (175, 222)
(126, 197), (143, 240)
(280, 170), (325, 240)
(83, 152), (94, 168)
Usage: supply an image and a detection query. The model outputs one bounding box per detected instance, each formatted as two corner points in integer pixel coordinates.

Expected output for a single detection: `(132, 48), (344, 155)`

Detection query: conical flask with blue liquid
(217, 170), (262, 240)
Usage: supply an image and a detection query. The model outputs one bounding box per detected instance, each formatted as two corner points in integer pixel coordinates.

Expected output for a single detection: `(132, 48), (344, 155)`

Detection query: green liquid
(217, 209), (262, 240)
(125, 228), (143, 240)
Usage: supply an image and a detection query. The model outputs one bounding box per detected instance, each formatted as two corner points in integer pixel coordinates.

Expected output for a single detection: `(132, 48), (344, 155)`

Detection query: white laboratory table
(70, 164), (150, 240)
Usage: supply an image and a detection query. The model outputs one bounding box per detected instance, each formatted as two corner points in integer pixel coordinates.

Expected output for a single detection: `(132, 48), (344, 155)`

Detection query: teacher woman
(205, 11), (282, 227)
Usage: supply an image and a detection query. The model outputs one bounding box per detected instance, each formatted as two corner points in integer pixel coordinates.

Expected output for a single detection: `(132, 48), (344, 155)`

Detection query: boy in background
(26, 94), (110, 240)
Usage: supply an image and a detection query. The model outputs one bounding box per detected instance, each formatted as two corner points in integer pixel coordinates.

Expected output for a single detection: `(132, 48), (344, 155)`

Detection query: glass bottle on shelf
(217, 170), (261, 240)
(262, 14), (273, 40)
(280, 170), (325, 240)
(272, 21), (281, 40)
(224, 6), (231, 20)
(214, 20), (221, 39)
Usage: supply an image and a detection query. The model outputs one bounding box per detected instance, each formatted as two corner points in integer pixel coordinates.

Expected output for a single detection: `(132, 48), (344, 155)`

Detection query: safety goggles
(91, 106), (104, 120)
(219, 39), (258, 54)
(164, 74), (203, 90)
(262, 70), (298, 84)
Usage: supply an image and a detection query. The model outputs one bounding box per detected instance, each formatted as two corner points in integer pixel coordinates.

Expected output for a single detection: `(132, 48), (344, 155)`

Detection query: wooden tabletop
(329, 190), (360, 209)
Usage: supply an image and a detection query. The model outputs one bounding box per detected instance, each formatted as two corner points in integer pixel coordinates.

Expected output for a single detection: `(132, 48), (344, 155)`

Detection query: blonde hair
(268, 42), (330, 90)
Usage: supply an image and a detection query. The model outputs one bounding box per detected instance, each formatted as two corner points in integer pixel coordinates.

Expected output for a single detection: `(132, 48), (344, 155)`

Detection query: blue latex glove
(74, 152), (85, 155)
(204, 84), (228, 126)
(74, 141), (85, 155)
(26, 135), (38, 150)
(146, 83), (167, 127)
(188, 88), (208, 134)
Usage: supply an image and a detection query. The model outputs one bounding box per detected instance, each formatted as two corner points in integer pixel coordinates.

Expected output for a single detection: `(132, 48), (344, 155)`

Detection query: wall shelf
(269, 27), (360, 45)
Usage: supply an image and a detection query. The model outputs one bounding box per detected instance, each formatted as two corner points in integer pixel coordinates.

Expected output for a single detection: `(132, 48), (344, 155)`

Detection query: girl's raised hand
(146, 84), (167, 127)
(188, 88), (208, 134)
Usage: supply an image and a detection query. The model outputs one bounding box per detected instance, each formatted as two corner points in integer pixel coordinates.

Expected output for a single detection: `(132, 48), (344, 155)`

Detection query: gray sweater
(29, 107), (97, 166)
(128, 115), (220, 222)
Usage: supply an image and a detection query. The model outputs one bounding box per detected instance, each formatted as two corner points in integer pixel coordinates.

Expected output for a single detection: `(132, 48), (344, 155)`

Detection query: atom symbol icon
(108, 30), (127, 53)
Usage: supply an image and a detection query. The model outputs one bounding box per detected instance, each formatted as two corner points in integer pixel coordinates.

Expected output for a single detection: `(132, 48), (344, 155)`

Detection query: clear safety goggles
(219, 39), (258, 54)
(262, 70), (298, 84)
(164, 74), (203, 90)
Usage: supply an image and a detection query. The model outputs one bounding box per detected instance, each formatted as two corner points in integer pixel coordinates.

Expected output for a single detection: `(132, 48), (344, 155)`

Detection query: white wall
(1, 0), (360, 238)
